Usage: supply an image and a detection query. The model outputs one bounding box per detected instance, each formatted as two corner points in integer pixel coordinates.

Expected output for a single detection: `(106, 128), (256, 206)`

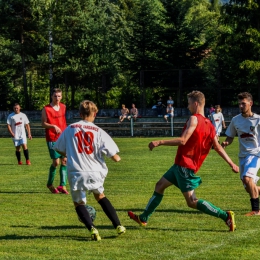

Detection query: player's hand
(231, 164), (239, 173)
(221, 141), (228, 149)
(54, 125), (61, 134)
(149, 141), (160, 151)
(28, 135), (32, 140)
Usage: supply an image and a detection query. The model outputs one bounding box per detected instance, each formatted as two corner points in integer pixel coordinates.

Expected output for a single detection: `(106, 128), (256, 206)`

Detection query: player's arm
(111, 154), (121, 162)
(149, 115), (198, 150)
(7, 124), (14, 137)
(25, 123), (32, 140)
(221, 136), (234, 149)
(41, 108), (61, 134)
(213, 136), (239, 173)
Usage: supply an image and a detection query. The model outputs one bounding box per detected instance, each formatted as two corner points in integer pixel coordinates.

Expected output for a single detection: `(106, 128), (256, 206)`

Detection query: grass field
(0, 137), (259, 260)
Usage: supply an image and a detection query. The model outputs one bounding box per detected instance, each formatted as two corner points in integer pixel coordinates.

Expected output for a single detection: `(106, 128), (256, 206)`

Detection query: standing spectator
(128, 103), (138, 121)
(222, 92), (260, 216)
(118, 104), (129, 123)
(128, 91), (238, 232)
(164, 103), (174, 123)
(210, 105), (226, 141)
(7, 103), (32, 165)
(156, 97), (165, 117)
(167, 96), (174, 106)
(41, 88), (68, 194)
(53, 100), (126, 241)
(208, 105), (215, 118)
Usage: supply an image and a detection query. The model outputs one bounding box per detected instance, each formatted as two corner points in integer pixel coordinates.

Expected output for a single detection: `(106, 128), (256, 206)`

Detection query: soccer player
(53, 100), (126, 241)
(41, 88), (68, 194)
(128, 91), (239, 231)
(7, 103), (32, 165)
(210, 105), (226, 141)
(222, 92), (260, 216)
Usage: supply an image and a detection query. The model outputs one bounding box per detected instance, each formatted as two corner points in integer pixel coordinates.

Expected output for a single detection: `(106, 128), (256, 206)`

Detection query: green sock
(139, 191), (163, 222)
(197, 199), (228, 221)
(47, 165), (56, 186)
(59, 165), (67, 186)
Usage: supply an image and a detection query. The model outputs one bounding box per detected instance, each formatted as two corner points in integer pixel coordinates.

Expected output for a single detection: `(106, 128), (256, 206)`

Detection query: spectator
(208, 105), (215, 117)
(7, 103), (32, 165)
(118, 104), (129, 123)
(156, 97), (165, 117)
(128, 103), (138, 121)
(167, 96), (174, 106)
(164, 104), (174, 123)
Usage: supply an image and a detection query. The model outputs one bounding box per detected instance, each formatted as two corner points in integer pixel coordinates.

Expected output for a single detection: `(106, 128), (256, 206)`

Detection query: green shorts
(163, 164), (202, 192)
(47, 142), (62, 159)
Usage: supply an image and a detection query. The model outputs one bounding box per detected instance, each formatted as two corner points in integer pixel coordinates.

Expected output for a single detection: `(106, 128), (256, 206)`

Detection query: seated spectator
(167, 96), (174, 106)
(118, 104), (129, 123)
(164, 104), (174, 123)
(156, 97), (165, 117)
(128, 103), (138, 121)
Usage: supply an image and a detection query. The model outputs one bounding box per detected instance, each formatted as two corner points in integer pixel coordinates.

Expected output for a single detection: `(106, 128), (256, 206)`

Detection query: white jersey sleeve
(225, 117), (237, 138)
(99, 130), (119, 157)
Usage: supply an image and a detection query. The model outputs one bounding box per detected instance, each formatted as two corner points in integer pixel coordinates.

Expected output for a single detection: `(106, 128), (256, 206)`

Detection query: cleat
(245, 210), (260, 216)
(116, 225), (126, 235)
(128, 211), (147, 227)
(226, 211), (236, 231)
(90, 227), (101, 241)
(57, 186), (69, 194)
(47, 185), (59, 194)
(18, 161), (22, 165)
(26, 160), (31, 165)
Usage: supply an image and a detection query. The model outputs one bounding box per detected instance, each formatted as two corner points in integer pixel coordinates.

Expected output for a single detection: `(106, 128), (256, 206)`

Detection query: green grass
(0, 137), (259, 259)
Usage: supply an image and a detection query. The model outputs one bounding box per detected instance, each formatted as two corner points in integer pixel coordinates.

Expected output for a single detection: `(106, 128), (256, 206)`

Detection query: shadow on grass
(0, 191), (45, 194)
(123, 208), (203, 214)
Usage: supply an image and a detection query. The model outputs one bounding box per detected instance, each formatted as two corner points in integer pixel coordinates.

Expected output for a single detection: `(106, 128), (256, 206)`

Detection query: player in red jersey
(41, 88), (68, 194)
(128, 91), (239, 231)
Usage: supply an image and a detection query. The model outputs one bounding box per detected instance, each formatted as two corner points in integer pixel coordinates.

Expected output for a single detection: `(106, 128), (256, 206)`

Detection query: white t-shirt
(53, 120), (119, 190)
(225, 113), (260, 157)
(7, 112), (29, 140)
(211, 112), (224, 135)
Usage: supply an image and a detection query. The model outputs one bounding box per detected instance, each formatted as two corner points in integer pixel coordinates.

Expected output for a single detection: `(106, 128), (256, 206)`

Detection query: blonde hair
(79, 100), (98, 117)
(187, 91), (205, 106)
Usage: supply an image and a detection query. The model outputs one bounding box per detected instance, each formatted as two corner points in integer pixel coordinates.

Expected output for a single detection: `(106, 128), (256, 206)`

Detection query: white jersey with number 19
(53, 120), (119, 191)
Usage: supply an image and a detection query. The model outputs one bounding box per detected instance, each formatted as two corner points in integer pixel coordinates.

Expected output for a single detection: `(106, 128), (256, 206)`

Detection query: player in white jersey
(53, 100), (126, 241)
(222, 92), (260, 216)
(7, 103), (32, 165)
(210, 105), (226, 141)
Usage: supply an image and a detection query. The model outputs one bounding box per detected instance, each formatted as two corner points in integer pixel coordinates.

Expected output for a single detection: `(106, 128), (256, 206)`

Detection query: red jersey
(44, 103), (67, 142)
(175, 114), (215, 173)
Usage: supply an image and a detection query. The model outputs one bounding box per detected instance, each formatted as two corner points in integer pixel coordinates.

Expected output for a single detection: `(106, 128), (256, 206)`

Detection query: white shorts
(12, 137), (27, 147)
(239, 155), (260, 185)
(68, 171), (105, 204)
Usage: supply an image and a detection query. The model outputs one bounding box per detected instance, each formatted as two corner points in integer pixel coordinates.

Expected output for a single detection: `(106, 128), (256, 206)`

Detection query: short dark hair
(238, 92), (253, 101)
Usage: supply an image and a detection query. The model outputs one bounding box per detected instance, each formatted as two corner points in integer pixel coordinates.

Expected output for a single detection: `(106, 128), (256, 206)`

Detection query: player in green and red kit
(128, 91), (239, 231)
(41, 88), (68, 194)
